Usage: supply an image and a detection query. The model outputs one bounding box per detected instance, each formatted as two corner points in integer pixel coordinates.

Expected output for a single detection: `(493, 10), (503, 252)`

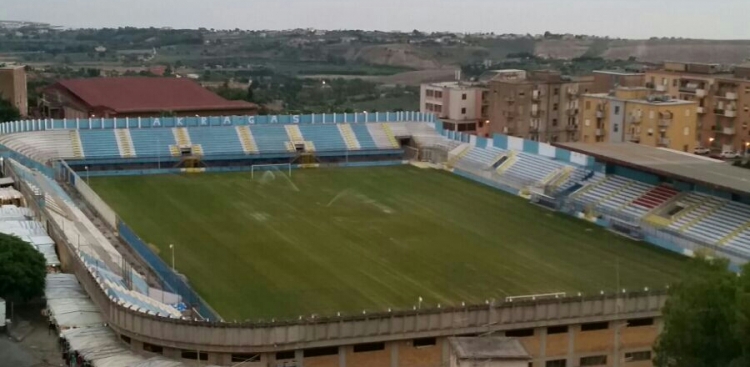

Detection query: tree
(0, 97), (21, 123)
(0, 233), (46, 302)
(654, 256), (749, 367)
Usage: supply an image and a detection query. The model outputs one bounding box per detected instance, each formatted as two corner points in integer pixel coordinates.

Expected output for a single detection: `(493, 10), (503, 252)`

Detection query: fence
(117, 221), (218, 320)
(58, 160), (118, 229)
(0, 111), (436, 134)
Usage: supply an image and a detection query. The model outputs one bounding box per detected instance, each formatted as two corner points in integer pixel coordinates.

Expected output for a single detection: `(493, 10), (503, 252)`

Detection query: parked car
(694, 147), (711, 155)
(720, 150), (741, 159)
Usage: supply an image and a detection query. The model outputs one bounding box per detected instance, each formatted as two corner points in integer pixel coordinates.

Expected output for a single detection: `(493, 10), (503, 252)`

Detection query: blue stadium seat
(350, 124), (378, 149)
(129, 129), (174, 158)
(250, 125), (290, 153)
(298, 125), (347, 151)
(79, 130), (120, 159)
(187, 127), (244, 156)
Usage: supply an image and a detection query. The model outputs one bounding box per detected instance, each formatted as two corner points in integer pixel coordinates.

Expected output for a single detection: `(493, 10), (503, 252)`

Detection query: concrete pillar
(296, 349), (304, 367)
(567, 326), (576, 367)
(339, 346), (346, 367)
(539, 326), (547, 360)
(390, 341), (399, 367)
(442, 338), (450, 367)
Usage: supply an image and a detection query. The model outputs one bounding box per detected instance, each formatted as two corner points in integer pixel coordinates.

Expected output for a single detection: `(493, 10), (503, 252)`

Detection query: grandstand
(0, 111), (747, 366)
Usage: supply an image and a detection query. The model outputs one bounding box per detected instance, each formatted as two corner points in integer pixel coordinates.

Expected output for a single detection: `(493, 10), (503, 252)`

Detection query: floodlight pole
(84, 165), (89, 185)
(169, 244), (175, 271)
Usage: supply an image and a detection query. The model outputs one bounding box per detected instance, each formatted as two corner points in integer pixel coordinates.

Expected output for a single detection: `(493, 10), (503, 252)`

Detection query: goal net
(250, 163), (292, 179)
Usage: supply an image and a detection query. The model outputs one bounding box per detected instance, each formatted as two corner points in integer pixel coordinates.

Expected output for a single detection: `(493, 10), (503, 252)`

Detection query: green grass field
(91, 166), (689, 320)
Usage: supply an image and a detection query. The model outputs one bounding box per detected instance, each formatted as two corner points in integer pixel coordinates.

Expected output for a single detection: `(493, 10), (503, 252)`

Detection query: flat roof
(582, 93), (695, 106)
(556, 142), (750, 195)
(594, 70), (644, 76)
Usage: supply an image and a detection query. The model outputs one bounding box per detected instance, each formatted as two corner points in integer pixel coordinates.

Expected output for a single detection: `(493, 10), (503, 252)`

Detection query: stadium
(1, 111), (749, 366)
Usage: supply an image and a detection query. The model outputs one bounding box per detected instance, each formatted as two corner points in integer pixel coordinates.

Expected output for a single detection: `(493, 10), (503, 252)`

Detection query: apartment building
(580, 87), (698, 152)
(420, 81), (488, 134)
(487, 70), (594, 143)
(645, 62), (750, 154)
(592, 70), (645, 93)
(0, 64), (28, 116)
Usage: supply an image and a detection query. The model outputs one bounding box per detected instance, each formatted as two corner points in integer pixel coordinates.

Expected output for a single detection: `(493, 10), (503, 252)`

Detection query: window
(120, 335), (131, 344)
(506, 328), (534, 337)
(276, 351), (295, 360)
(462, 93), (467, 100)
(586, 101), (591, 110)
(546, 359), (566, 367)
(614, 106), (620, 115)
(614, 123), (619, 133)
(413, 337), (437, 348)
(580, 321), (609, 331)
(554, 88), (559, 95)
(304, 347), (339, 358)
(181, 351), (208, 361)
(461, 107), (467, 114)
(426, 90), (434, 97)
(232, 353), (261, 363)
(519, 91), (526, 97)
(143, 343), (163, 354)
(478, 120), (484, 128)
(672, 79), (678, 87)
(580, 355), (607, 366)
(626, 318), (654, 327)
(547, 325), (569, 334)
(435, 104), (442, 113)
(624, 351), (652, 362)
(649, 111), (655, 119)
(552, 119), (558, 127)
(435, 91), (443, 98)
(353, 342), (385, 353)
(553, 103), (558, 111)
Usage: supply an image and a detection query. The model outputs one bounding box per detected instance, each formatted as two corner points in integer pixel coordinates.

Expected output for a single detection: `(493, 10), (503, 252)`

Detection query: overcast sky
(4, 0), (750, 39)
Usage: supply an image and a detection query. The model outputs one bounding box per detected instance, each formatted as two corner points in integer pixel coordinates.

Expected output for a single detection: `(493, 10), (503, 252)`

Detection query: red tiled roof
(52, 77), (256, 113)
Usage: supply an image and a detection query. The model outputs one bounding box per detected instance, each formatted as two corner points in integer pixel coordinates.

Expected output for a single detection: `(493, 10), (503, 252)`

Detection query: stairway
(235, 126), (258, 154)
(447, 144), (471, 167)
(719, 220), (750, 245)
(192, 144), (204, 156)
(546, 166), (574, 189)
(172, 127), (191, 146)
(114, 129), (136, 158)
(381, 124), (400, 148)
(70, 131), (84, 158)
(338, 124), (361, 150)
(495, 151), (517, 174)
(284, 125), (304, 143)
(678, 200), (726, 232)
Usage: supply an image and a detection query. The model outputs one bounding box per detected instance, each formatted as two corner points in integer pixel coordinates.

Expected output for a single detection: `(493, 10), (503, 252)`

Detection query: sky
(4, 0), (750, 39)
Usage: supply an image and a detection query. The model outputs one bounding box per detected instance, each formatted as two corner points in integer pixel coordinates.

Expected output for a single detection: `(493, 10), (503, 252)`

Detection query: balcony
(505, 96), (515, 104)
(532, 90), (541, 101)
(565, 124), (578, 132)
(530, 109), (540, 117)
(595, 110), (604, 119)
(626, 134), (641, 143)
(628, 115), (642, 124)
(658, 138), (671, 147)
(714, 126), (737, 135)
(726, 92), (738, 100)
(503, 111), (518, 118)
(696, 89), (707, 98)
(567, 109), (578, 116)
(567, 88), (579, 97)
(658, 119), (672, 127)
(655, 84), (667, 92)
(503, 126), (515, 134)
(725, 109), (737, 118)
(696, 106), (705, 114)
(595, 128), (604, 136)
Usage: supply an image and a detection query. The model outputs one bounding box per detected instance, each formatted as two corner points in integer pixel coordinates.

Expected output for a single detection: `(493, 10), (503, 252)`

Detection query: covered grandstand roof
(47, 77), (256, 114)
(557, 142), (750, 195)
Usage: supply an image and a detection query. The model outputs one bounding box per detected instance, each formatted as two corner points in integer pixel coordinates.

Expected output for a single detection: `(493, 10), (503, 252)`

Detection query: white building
(420, 81), (488, 133)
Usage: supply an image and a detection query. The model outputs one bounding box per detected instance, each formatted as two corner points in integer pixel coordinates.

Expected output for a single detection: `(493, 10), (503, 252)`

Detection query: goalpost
(250, 163), (292, 179)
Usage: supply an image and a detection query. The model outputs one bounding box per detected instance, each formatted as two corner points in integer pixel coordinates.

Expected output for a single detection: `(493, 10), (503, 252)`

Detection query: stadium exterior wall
(0, 111), (434, 134)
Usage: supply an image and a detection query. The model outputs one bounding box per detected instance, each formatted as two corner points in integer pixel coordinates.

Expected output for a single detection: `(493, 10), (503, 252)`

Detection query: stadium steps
(644, 214), (672, 228)
(446, 144), (471, 167)
(305, 141), (316, 152)
(547, 166), (575, 190)
(593, 178), (635, 207)
(284, 125), (304, 143)
(169, 145), (180, 157)
(718, 220), (750, 245)
(69, 131), (84, 158)
(678, 200), (727, 232)
(570, 174), (605, 199)
(192, 144), (204, 156)
(366, 123), (397, 149)
(495, 151), (517, 173)
(235, 126), (258, 154)
(172, 127), (192, 146)
(338, 124), (361, 150)
(381, 124), (400, 148)
(114, 129), (136, 158)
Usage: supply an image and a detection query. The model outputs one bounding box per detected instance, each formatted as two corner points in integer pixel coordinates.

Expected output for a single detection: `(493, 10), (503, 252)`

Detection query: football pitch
(91, 166), (689, 320)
